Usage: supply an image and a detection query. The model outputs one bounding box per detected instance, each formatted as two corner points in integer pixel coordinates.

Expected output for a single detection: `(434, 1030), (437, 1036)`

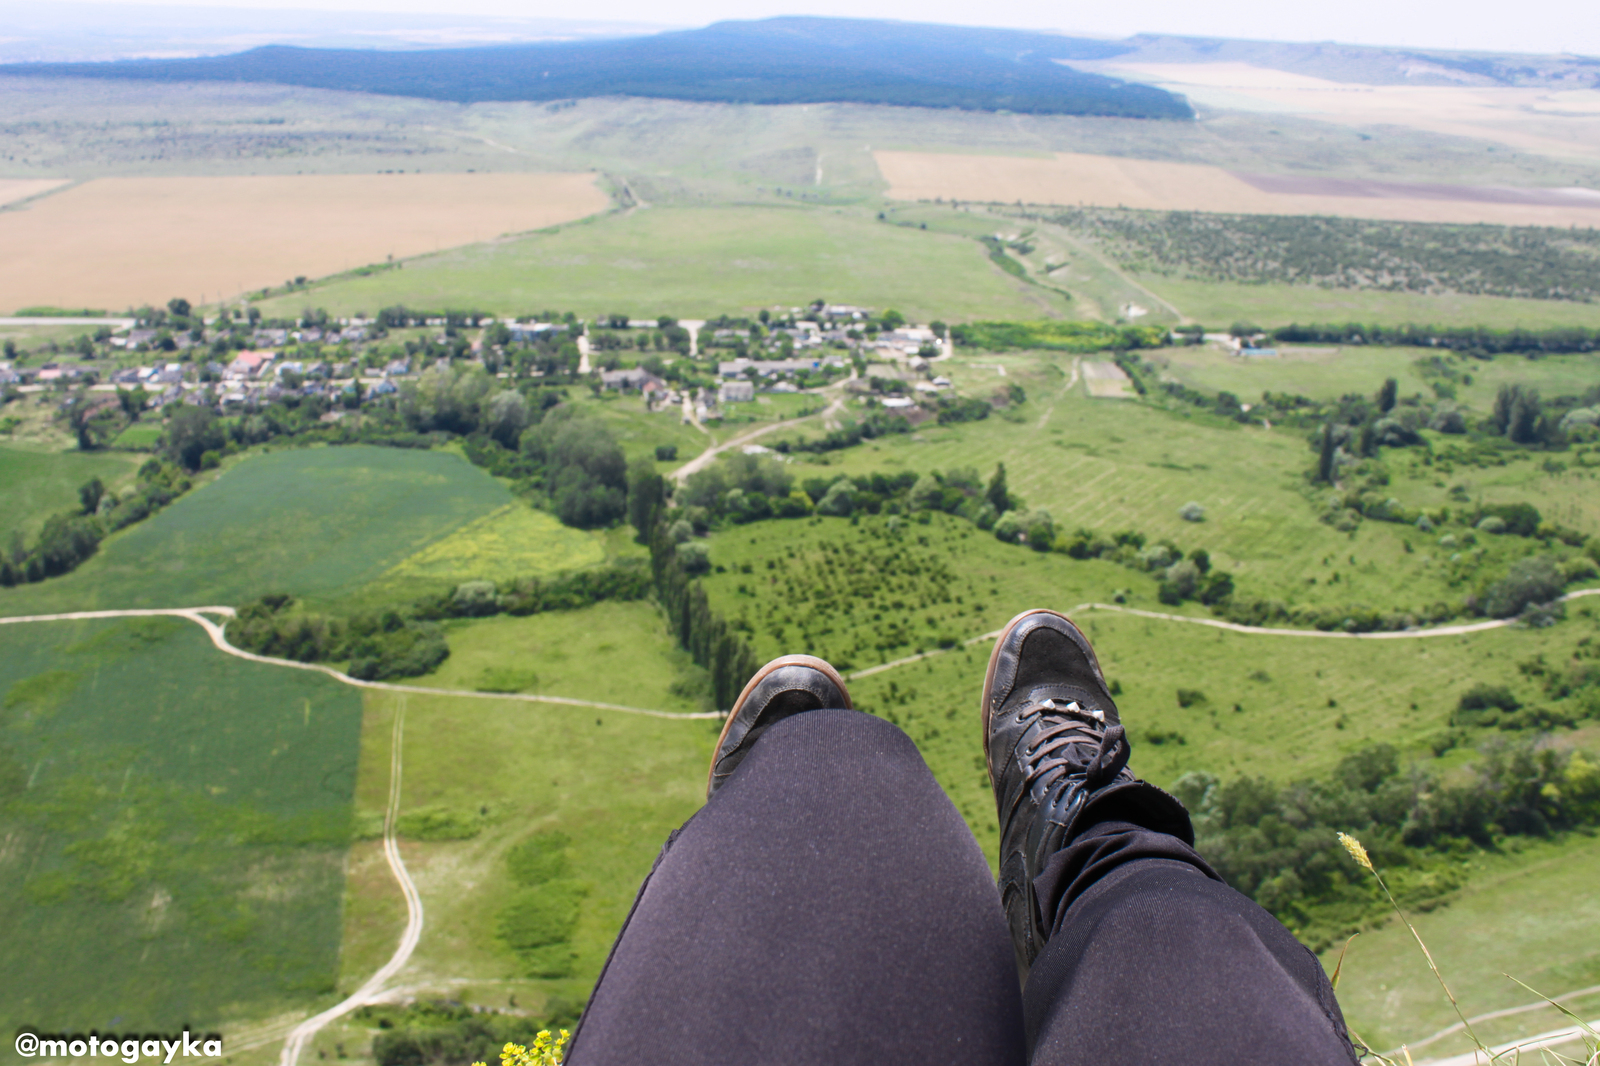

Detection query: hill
(0, 17), (1193, 118)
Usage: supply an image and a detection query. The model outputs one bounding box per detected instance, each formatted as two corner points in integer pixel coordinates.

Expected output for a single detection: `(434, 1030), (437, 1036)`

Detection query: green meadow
(0, 445), (524, 614)
(301, 602), (725, 1061)
(1141, 277), (1600, 331)
(0, 443), (143, 542)
(793, 352), (1600, 615)
(0, 615), (363, 1035)
(1326, 830), (1600, 1058)
(254, 205), (1056, 323)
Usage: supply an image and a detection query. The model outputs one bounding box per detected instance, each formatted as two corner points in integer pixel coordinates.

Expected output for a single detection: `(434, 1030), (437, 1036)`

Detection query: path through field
(672, 397), (844, 484)
(6, 593), (1597, 1061)
(278, 704), (422, 1066)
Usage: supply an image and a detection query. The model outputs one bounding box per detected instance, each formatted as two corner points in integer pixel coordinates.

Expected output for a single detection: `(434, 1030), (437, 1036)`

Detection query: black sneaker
(982, 609), (1192, 978)
(707, 654), (851, 799)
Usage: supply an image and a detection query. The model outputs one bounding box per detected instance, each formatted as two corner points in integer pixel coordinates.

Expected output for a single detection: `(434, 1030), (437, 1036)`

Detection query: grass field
(0, 442), (142, 542)
(1140, 277), (1600, 330)
(1157, 345), (1600, 410)
(356, 504), (606, 606)
(795, 353), (1598, 615)
(296, 602), (724, 1062)
(1326, 831), (1600, 1058)
(0, 173), (610, 312)
(0, 445), (515, 614)
(876, 150), (1600, 227)
(0, 615), (363, 1035)
(254, 205), (1060, 323)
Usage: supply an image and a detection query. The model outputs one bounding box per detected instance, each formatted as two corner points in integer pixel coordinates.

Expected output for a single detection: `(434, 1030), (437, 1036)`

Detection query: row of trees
(0, 461), (192, 586)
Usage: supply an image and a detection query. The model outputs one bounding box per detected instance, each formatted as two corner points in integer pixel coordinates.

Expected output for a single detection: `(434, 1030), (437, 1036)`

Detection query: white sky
(23, 0), (1600, 56)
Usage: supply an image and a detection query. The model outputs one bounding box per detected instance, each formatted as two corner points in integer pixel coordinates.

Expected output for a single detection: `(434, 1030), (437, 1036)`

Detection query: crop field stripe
(279, 702), (422, 1066)
(0, 608), (725, 718)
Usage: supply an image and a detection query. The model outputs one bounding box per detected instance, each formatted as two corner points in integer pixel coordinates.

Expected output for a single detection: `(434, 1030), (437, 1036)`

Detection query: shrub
(451, 580), (499, 616)
(677, 540), (711, 574)
(1452, 684), (1521, 728)
(396, 806), (483, 840)
(655, 444), (678, 461)
(815, 480), (855, 517)
(1482, 556), (1564, 618)
(506, 831), (571, 885)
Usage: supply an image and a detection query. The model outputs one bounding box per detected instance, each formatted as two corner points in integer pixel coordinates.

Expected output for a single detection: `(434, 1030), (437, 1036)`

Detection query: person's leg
(568, 667), (1024, 1066)
(1024, 822), (1356, 1065)
(979, 610), (1357, 1066)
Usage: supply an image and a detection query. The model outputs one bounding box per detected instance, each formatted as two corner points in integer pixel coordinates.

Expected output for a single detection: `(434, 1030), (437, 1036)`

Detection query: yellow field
(0, 178), (70, 208)
(875, 149), (1600, 226)
(0, 172), (609, 311)
(1076, 61), (1600, 161)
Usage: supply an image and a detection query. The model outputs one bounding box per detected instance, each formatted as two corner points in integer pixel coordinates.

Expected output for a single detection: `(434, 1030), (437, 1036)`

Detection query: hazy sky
(27, 0), (1600, 55)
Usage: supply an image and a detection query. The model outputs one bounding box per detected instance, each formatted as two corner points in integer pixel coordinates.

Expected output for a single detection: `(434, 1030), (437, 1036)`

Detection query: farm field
(0, 443), (142, 541)
(254, 204), (1056, 323)
(1077, 61), (1600, 161)
(0, 445), (518, 615)
(0, 614), (363, 1037)
(0, 172), (609, 312)
(874, 150), (1600, 227)
(0, 177), (69, 205)
(1139, 277), (1600, 331)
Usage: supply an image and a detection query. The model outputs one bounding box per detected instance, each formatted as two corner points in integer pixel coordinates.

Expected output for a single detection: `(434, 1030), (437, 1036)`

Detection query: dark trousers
(568, 710), (1356, 1066)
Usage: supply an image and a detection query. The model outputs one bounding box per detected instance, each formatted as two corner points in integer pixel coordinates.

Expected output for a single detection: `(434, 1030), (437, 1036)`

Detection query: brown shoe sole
(706, 653), (852, 797)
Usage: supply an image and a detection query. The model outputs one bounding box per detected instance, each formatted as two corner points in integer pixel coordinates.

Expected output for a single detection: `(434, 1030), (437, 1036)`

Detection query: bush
(1453, 684), (1521, 728)
(677, 540), (711, 574)
(1178, 501), (1206, 522)
(815, 480), (855, 517)
(655, 443), (678, 461)
(1482, 556), (1564, 618)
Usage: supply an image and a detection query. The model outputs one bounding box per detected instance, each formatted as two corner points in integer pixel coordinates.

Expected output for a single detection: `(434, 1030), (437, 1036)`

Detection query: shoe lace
(1020, 699), (1129, 794)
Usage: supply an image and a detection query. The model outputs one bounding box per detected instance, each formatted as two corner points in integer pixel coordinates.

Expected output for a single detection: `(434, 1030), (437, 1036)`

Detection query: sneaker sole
(980, 608), (1084, 789)
(706, 653), (852, 797)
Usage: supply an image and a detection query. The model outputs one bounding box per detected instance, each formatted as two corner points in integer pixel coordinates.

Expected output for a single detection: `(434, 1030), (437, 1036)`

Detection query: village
(0, 301), (963, 431)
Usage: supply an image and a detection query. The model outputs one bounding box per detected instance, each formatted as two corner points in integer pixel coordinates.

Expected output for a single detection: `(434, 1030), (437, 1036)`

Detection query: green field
(1327, 831), (1600, 1058)
(296, 601), (725, 1061)
(1142, 277), (1600, 331)
(254, 205), (1058, 323)
(0, 442), (142, 542)
(0, 615), (363, 1035)
(0, 445), (521, 614)
(795, 352), (1599, 615)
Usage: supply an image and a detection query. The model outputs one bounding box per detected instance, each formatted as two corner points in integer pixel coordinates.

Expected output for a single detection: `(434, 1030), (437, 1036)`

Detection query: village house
(600, 367), (665, 392)
(719, 380), (755, 403)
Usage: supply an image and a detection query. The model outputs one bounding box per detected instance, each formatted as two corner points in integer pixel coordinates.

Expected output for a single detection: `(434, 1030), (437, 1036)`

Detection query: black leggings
(567, 710), (1357, 1066)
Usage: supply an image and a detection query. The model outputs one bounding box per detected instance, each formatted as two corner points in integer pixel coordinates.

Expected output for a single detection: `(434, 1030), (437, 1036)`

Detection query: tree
(1316, 422), (1336, 483)
(986, 463), (1011, 515)
(486, 390), (530, 448)
(881, 309), (906, 330)
(627, 456), (665, 540)
(78, 477), (105, 515)
(164, 405), (225, 470)
(167, 297), (192, 319)
(1508, 389), (1543, 444)
(1376, 377), (1397, 414)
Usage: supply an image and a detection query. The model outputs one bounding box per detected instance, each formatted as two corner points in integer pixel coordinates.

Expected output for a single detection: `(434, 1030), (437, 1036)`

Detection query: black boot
(707, 654), (851, 798)
(982, 609), (1192, 980)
